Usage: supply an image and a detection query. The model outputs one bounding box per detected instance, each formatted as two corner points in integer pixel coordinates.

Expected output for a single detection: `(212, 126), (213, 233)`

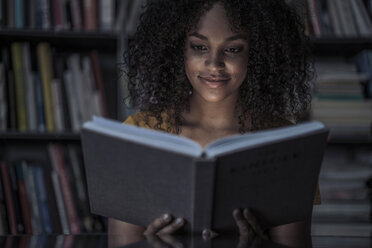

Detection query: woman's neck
(183, 93), (241, 131)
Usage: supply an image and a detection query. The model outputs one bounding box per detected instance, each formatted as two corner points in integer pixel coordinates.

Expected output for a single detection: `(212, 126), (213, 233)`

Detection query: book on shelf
(48, 143), (80, 234)
(0, 144), (105, 235)
(81, 116), (328, 233)
(0, 169), (9, 234)
(37, 42), (56, 132)
(305, 0), (372, 37)
(99, 0), (114, 31)
(32, 164), (53, 233)
(70, 0), (83, 30)
(0, 63), (6, 131)
(0, 0), (136, 31)
(11, 42), (28, 132)
(83, 0), (98, 31)
(311, 55), (372, 140)
(0, 161), (18, 234)
(14, 162), (33, 234)
(0, 42), (108, 132)
(356, 50), (372, 98)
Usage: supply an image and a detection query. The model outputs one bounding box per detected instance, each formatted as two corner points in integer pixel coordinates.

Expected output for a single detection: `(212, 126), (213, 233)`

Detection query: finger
(159, 235), (184, 248)
(144, 214), (173, 235)
(233, 208), (254, 238)
(202, 229), (219, 240)
(243, 208), (266, 237)
(156, 217), (185, 235)
(145, 234), (168, 248)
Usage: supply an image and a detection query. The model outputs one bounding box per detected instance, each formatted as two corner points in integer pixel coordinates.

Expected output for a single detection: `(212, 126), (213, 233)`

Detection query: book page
(204, 121), (326, 158)
(83, 116), (203, 157)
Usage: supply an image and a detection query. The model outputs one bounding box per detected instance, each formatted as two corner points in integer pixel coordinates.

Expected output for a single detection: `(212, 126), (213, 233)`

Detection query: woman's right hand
(144, 213), (185, 235)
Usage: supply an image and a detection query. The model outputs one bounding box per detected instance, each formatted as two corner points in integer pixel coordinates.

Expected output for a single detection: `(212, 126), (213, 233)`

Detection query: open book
(81, 116), (328, 233)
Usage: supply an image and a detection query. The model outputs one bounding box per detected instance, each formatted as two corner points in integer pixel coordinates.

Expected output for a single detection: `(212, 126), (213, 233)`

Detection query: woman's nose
(205, 50), (225, 70)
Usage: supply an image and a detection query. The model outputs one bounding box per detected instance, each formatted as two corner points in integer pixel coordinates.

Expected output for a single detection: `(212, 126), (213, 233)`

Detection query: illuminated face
(184, 3), (249, 103)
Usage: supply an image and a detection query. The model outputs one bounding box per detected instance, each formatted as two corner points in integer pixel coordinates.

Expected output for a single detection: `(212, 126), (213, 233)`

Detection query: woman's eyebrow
(188, 32), (247, 41)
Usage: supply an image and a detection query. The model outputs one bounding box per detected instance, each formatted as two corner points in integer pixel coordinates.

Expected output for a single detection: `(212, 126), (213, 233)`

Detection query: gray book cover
(81, 117), (328, 233)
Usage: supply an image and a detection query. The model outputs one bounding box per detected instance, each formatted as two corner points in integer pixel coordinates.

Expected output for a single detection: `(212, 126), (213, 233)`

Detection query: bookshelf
(0, 0), (371, 236)
(305, 0), (372, 237)
(0, 0), (143, 235)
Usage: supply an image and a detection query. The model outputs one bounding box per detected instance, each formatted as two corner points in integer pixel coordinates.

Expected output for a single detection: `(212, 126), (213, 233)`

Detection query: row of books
(0, 143), (105, 235)
(311, 51), (372, 141)
(0, 0), (145, 34)
(311, 146), (372, 236)
(0, 235), (106, 247)
(305, 0), (372, 37)
(0, 42), (108, 132)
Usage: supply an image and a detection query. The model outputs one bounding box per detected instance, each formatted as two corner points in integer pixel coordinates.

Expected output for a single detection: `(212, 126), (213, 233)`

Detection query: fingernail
(175, 218), (184, 225)
(163, 213), (171, 222)
(202, 229), (211, 238)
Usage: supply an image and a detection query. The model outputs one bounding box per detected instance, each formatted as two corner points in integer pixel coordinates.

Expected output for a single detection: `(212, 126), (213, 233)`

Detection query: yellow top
(124, 112), (321, 205)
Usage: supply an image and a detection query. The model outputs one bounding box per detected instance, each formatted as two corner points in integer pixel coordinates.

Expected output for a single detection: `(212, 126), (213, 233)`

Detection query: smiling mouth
(199, 76), (230, 88)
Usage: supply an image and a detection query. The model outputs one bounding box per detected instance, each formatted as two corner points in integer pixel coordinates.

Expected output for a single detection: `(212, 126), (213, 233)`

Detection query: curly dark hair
(123, 0), (313, 133)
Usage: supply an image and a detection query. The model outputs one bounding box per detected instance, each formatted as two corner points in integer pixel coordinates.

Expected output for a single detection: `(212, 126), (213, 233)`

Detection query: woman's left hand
(233, 208), (269, 246)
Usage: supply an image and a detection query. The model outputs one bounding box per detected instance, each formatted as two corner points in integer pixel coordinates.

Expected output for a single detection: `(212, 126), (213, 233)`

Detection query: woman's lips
(199, 76), (230, 88)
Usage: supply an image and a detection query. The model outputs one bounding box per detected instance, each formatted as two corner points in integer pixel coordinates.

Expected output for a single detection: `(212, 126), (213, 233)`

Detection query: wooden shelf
(310, 37), (372, 57)
(0, 132), (81, 142)
(0, 28), (119, 52)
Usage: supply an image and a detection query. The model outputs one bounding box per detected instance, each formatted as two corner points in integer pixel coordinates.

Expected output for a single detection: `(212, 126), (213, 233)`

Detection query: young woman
(110, 0), (319, 245)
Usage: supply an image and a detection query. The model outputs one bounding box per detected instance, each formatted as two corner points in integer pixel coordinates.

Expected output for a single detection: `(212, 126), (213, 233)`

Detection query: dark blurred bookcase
(304, 0), (372, 237)
(0, 0), (144, 235)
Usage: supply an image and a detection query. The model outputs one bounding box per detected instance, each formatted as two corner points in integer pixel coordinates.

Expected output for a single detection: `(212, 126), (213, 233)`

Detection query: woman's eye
(191, 45), (207, 51)
(225, 47), (242, 53)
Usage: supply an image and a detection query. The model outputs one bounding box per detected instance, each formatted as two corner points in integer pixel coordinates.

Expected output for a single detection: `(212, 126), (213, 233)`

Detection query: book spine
(192, 159), (216, 233)
(83, 0), (97, 30)
(7, 70), (17, 130)
(340, 0), (358, 36)
(55, 57), (72, 130)
(0, 162), (17, 234)
(352, 0), (372, 36)
(51, 170), (70, 234)
(63, 70), (80, 131)
(356, 0), (372, 35)
(0, 63), (6, 131)
(40, 0), (51, 29)
(37, 43), (56, 132)
(99, 0), (114, 30)
(14, 0), (23, 28)
(90, 51), (107, 117)
(51, 144), (80, 233)
(70, 0), (83, 30)
(24, 162), (43, 234)
(0, 163), (9, 234)
(328, 0), (343, 36)
(51, 79), (65, 131)
(307, 0), (321, 36)
(29, 0), (35, 28)
(8, 0), (14, 28)
(15, 162), (33, 234)
(48, 142), (70, 234)
(23, 43), (37, 132)
(67, 54), (85, 124)
(53, 0), (64, 30)
(11, 42), (28, 132)
(67, 145), (94, 232)
(34, 72), (46, 132)
(32, 165), (53, 233)
(114, 0), (129, 32)
(8, 164), (26, 234)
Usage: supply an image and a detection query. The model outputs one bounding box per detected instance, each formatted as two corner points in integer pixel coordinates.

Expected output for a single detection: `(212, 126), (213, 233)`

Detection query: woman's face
(184, 3), (249, 103)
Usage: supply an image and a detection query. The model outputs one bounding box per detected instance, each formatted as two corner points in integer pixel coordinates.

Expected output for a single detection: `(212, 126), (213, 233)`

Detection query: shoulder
(260, 115), (295, 130)
(123, 111), (170, 131)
